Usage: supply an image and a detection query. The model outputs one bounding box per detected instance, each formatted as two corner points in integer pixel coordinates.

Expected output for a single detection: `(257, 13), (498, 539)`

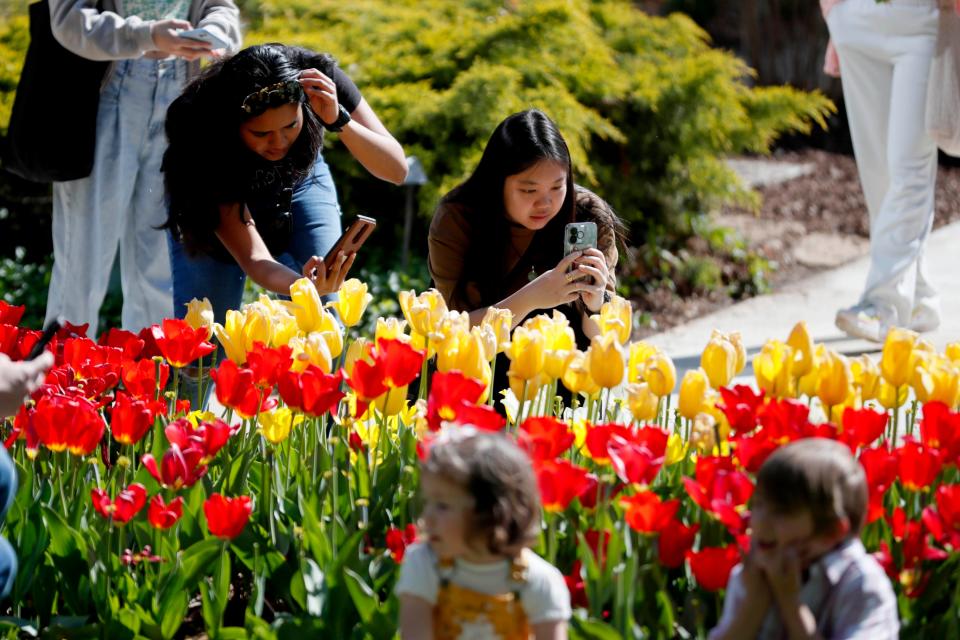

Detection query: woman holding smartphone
(429, 109), (623, 347)
(163, 43), (407, 323)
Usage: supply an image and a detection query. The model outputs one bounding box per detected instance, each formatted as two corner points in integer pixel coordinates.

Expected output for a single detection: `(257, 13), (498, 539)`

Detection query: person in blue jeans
(163, 43), (407, 325)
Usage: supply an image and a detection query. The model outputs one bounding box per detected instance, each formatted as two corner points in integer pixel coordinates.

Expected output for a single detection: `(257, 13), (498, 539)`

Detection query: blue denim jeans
(169, 153), (343, 325)
(47, 57), (186, 336)
(168, 154), (342, 408)
(0, 446), (18, 599)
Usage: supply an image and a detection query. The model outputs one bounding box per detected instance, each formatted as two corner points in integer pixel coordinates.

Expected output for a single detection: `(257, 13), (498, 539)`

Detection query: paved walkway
(645, 220), (960, 383)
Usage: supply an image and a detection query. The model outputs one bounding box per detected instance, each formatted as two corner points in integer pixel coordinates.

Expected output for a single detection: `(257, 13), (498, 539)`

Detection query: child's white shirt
(395, 542), (571, 626)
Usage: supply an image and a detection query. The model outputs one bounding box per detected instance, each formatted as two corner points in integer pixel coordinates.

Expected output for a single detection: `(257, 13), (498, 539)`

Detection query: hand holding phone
(177, 27), (230, 51)
(323, 215), (376, 266)
(26, 317), (62, 361)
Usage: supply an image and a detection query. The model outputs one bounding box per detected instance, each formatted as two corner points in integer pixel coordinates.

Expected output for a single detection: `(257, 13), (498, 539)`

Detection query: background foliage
(0, 0), (832, 330)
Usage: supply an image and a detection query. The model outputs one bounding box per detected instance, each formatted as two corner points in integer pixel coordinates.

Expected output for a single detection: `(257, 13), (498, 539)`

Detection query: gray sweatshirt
(49, 0), (242, 78)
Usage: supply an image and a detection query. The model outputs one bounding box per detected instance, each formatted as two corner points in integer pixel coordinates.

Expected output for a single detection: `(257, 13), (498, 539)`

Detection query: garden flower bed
(0, 283), (957, 638)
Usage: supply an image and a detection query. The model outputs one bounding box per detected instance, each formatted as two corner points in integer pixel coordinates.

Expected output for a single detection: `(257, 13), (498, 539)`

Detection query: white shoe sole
(835, 313), (883, 343)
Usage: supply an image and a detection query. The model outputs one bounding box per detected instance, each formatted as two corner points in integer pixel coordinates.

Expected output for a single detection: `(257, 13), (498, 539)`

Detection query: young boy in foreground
(709, 438), (899, 640)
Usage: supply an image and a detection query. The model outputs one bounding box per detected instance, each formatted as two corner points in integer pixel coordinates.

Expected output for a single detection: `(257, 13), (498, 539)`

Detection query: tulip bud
(691, 412), (717, 454)
(753, 340), (794, 398)
(481, 307), (513, 355)
(505, 327), (545, 381)
(376, 317), (409, 345)
(626, 382), (659, 422)
(850, 354), (880, 402)
(628, 341), (658, 382)
(644, 351), (676, 397)
(701, 335), (737, 389)
(880, 327), (918, 388)
(816, 349), (853, 410)
(329, 278), (373, 328)
(588, 333), (626, 389)
(786, 321), (814, 378)
(561, 350), (600, 399)
(878, 380), (909, 410)
(590, 295), (632, 344)
(678, 368), (709, 420)
(184, 297), (214, 340)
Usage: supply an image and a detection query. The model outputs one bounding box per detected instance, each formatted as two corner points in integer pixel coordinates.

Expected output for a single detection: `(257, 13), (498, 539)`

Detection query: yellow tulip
(186, 410), (219, 427)
(184, 297), (214, 340)
(644, 351), (677, 397)
(754, 340), (794, 398)
(912, 356), (960, 406)
(270, 314), (301, 349)
(473, 325), (498, 363)
(398, 289), (448, 338)
(691, 412), (717, 454)
(372, 385), (410, 417)
(505, 327), (545, 381)
(375, 317), (409, 345)
(880, 327), (918, 388)
(343, 337), (373, 377)
(816, 349), (853, 410)
(797, 343), (825, 399)
(701, 335), (737, 389)
(946, 342), (960, 365)
(786, 321), (814, 378)
(437, 330), (489, 385)
(289, 277), (328, 334)
(213, 309), (249, 365)
(430, 310), (471, 354)
(878, 379), (909, 410)
(588, 332), (626, 389)
(541, 313), (576, 380)
(627, 341), (658, 383)
(728, 331), (747, 376)
(561, 350), (601, 399)
(678, 368), (709, 420)
(703, 390), (731, 442)
(509, 369), (542, 404)
(328, 278), (372, 328)
(850, 354), (880, 402)
(625, 382), (658, 422)
(289, 333), (333, 374)
(481, 307), (513, 354)
(260, 407), (302, 445)
(665, 433), (688, 466)
(242, 303), (274, 350)
(590, 295), (632, 344)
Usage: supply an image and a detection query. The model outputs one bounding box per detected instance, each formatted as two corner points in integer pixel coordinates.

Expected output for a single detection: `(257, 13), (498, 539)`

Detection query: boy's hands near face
(764, 545), (803, 605)
(741, 546), (773, 610)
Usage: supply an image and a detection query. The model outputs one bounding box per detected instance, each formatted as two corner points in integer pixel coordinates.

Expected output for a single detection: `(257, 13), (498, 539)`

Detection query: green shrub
(243, 0), (833, 254)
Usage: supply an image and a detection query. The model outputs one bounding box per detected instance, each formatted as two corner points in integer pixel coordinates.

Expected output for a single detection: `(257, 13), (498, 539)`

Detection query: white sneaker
(835, 303), (895, 343)
(908, 306), (940, 333)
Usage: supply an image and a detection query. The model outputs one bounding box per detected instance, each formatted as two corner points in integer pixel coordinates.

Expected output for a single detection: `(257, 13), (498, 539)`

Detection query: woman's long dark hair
(442, 109), (577, 306)
(162, 44), (329, 254)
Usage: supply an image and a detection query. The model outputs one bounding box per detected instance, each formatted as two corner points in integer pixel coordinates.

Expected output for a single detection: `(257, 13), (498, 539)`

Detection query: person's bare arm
(533, 620), (567, 640)
(398, 594), (434, 640)
(215, 203), (354, 296)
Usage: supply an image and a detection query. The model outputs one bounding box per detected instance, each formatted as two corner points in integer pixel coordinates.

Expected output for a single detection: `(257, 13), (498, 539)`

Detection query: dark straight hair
(442, 109), (577, 305)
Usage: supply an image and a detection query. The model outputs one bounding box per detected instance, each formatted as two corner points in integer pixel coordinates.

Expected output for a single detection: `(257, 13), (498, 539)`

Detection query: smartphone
(564, 221), (598, 256)
(25, 317), (62, 360)
(323, 215), (377, 267)
(177, 28), (230, 50)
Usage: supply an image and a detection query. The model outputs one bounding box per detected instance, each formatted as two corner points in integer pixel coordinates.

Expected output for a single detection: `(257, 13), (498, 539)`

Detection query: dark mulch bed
(630, 149), (960, 338)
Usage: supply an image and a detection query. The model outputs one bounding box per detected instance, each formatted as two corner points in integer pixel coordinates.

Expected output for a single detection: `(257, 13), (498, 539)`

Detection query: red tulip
(732, 433), (779, 473)
(33, 393), (105, 455)
(97, 328), (145, 361)
(121, 358), (170, 399)
(347, 359), (389, 417)
(536, 459), (592, 513)
(245, 342), (293, 388)
(211, 359), (275, 419)
(203, 494), (253, 539)
(897, 439), (942, 491)
(150, 319), (217, 368)
(585, 423), (635, 464)
(621, 490), (678, 533)
(921, 484), (960, 548)
(0, 324), (42, 361)
(279, 366), (345, 418)
(447, 401), (506, 431)
(519, 417), (575, 461)
(686, 545), (741, 591)
(564, 561), (589, 609)
(385, 524), (418, 563)
(136, 326), (164, 360)
(608, 435), (664, 486)
(920, 401), (960, 466)
(426, 371), (487, 431)
(658, 519), (700, 568)
(0, 301), (24, 326)
(142, 443), (207, 490)
(859, 445), (898, 523)
(683, 455), (753, 533)
(164, 417), (234, 463)
(584, 530), (611, 567)
(147, 495), (184, 530)
(91, 483), (147, 523)
(756, 398), (811, 442)
(377, 338), (425, 388)
(7, 404), (41, 458)
(840, 407), (888, 451)
(718, 385), (765, 435)
(109, 391), (162, 445)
